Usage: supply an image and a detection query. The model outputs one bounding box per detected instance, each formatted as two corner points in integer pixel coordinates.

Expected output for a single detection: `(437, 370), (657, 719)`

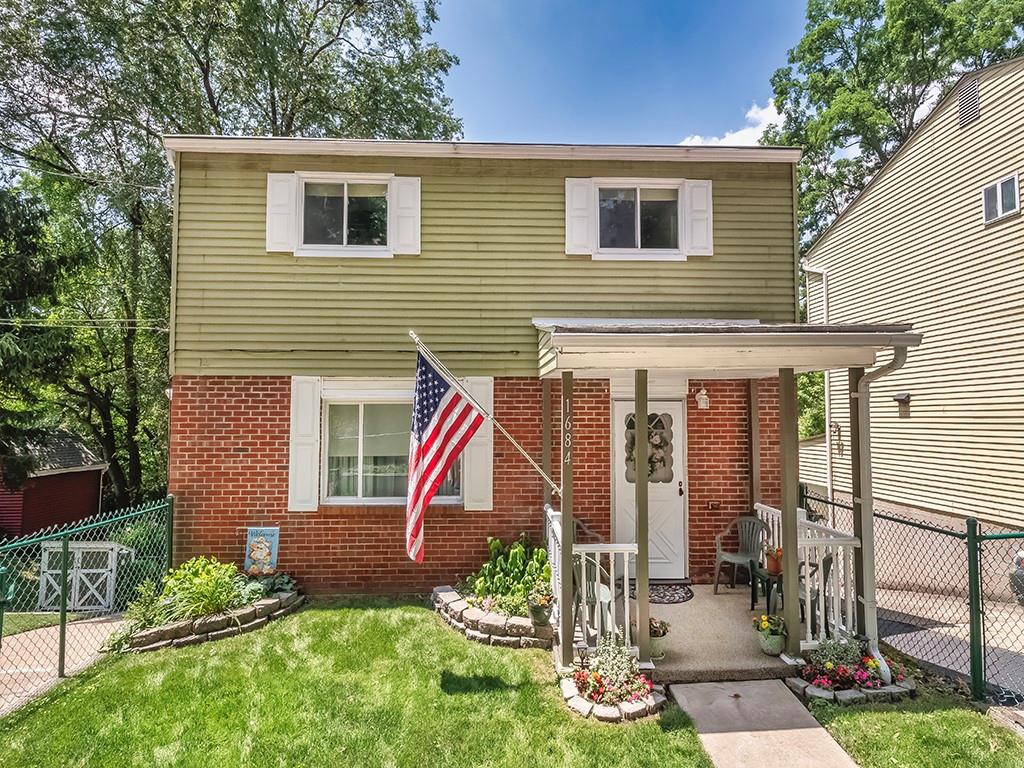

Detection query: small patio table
(749, 559), (783, 614)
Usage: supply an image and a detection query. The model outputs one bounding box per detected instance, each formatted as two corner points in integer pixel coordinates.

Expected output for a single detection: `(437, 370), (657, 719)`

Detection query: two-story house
(163, 135), (919, 666)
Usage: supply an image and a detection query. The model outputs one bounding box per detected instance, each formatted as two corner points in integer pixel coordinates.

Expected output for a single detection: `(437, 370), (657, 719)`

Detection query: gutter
(803, 264), (834, 503)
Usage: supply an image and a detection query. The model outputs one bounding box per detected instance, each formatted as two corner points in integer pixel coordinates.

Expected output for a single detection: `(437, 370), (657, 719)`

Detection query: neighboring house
(802, 57), (1024, 530)
(0, 432), (106, 538)
(163, 134), (918, 662)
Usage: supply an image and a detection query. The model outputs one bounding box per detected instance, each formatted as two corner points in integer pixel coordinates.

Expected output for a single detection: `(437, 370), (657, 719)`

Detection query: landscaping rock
(835, 689), (867, 706)
(450, 619), (466, 633)
(505, 616), (534, 637)
(651, 684), (666, 696)
(253, 597), (280, 618)
(520, 636), (552, 650)
(862, 686), (893, 703)
(532, 623), (554, 640)
(560, 678), (577, 700)
(432, 585), (455, 604)
(193, 614), (229, 634)
(446, 599), (468, 621)
(128, 626), (168, 648)
(173, 634), (208, 648)
(229, 605), (257, 625)
(270, 596), (304, 621)
(895, 678), (917, 697)
(567, 696), (593, 718)
(786, 677), (810, 697)
(479, 613), (507, 635)
(165, 620), (195, 640)
(239, 617), (269, 634)
(275, 591), (300, 609)
(649, 692), (668, 713)
(878, 684), (908, 701)
(134, 639), (172, 653)
(462, 607), (485, 630)
(435, 590), (461, 607)
(465, 628), (489, 644)
(804, 685), (835, 703)
(490, 635), (521, 648)
(209, 625), (241, 641)
(593, 704), (621, 722)
(619, 699), (648, 720)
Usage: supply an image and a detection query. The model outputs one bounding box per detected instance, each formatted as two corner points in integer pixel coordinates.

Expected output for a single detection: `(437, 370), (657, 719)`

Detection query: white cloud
(679, 100), (781, 146)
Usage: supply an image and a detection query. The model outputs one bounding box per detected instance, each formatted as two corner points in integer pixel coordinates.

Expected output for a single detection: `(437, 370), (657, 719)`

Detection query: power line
(0, 318), (169, 332)
(0, 162), (169, 192)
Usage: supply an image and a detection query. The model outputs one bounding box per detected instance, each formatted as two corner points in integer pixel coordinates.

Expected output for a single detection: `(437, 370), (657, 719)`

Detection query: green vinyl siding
(172, 153), (798, 376)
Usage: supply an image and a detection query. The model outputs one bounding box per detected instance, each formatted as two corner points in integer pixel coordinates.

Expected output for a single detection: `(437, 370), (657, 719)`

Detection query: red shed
(0, 433), (106, 538)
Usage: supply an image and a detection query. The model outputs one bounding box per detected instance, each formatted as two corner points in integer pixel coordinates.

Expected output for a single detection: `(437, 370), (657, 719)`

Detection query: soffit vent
(958, 78), (980, 127)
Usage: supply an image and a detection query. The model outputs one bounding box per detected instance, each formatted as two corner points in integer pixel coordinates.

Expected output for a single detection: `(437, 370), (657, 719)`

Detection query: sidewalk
(671, 679), (857, 768)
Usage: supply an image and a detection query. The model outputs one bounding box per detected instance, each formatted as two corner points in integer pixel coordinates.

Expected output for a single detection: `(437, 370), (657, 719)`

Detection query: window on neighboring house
(323, 402), (460, 503)
(302, 179), (389, 250)
(598, 185), (680, 251)
(982, 174), (1019, 224)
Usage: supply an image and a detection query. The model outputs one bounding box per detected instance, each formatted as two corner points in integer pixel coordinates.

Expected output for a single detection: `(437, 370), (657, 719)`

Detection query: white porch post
(558, 371), (576, 669)
(779, 368), (802, 654)
(635, 369), (651, 664)
(849, 366), (878, 646)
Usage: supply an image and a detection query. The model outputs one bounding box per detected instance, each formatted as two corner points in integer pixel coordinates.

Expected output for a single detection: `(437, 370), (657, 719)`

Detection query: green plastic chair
(714, 516), (770, 593)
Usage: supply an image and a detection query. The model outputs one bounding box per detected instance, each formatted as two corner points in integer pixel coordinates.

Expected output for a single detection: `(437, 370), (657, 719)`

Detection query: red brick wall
(168, 375), (780, 593)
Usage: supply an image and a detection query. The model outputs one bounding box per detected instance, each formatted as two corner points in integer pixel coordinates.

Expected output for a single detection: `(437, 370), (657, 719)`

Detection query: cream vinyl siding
(172, 154), (797, 377)
(805, 59), (1024, 528)
(799, 434), (828, 491)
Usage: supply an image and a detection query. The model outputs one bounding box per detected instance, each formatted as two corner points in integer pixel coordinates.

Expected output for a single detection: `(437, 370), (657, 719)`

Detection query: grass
(0, 598), (713, 768)
(2, 612), (82, 638)
(812, 685), (1024, 768)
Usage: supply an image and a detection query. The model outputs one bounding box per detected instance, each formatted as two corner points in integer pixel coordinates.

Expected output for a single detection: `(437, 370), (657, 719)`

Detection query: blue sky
(431, 1), (806, 145)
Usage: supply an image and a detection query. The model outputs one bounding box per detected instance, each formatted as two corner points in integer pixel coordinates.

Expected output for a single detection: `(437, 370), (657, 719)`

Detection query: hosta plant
(466, 534), (551, 617)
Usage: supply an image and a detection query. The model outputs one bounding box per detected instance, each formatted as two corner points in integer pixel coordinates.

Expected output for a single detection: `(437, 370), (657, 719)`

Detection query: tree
(0, 0), (461, 505)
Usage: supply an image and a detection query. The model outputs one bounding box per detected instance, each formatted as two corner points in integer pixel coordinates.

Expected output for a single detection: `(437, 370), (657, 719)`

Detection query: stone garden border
(125, 591), (304, 653)
(786, 675), (917, 706)
(559, 678), (670, 723)
(431, 585), (554, 650)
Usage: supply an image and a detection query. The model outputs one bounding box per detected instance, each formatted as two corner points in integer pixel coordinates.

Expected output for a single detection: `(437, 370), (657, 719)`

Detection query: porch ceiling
(533, 318), (922, 378)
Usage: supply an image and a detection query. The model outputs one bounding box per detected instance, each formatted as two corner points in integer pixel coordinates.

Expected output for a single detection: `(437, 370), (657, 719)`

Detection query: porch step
(652, 661), (792, 685)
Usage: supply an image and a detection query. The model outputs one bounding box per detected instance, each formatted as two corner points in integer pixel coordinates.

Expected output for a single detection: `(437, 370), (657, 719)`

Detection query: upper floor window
(982, 174), (1019, 224)
(303, 181), (388, 248)
(598, 186), (679, 251)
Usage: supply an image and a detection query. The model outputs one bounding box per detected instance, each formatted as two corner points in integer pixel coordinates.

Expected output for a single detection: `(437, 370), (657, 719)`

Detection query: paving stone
(209, 625), (241, 641)
(165, 620), (195, 640)
(651, 683), (666, 696)
(560, 678), (578, 700)
(239, 617), (269, 634)
(520, 636), (552, 650)
(128, 626), (168, 648)
(835, 689), (867, 706)
(862, 686), (893, 703)
(446, 599), (468, 621)
(465, 628), (489, 644)
(505, 616), (534, 637)
(567, 696), (593, 718)
(229, 605), (257, 625)
(490, 635), (521, 648)
(878, 684), (908, 701)
(649, 692), (668, 713)
(450, 619), (465, 633)
(895, 678), (917, 697)
(193, 614), (229, 634)
(135, 639), (172, 653)
(786, 677), (810, 697)
(805, 685), (835, 702)
(172, 633), (208, 648)
(275, 591), (300, 609)
(479, 612), (507, 634)
(253, 597), (280, 618)
(435, 590), (462, 607)
(462, 607), (485, 630)
(532, 623), (554, 640)
(619, 699), (649, 720)
(432, 585), (455, 604)
(593, 703), (621, 722)
(269, 597), (304, 622)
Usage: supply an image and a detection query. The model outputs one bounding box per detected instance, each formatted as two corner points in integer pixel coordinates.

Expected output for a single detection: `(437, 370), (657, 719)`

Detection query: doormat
(629, 582), (694, 604)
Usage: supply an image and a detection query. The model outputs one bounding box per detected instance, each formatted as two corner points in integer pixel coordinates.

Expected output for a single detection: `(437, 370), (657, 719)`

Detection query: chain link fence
(802, 487), (1024, 706)
(0, 497), (172, 716)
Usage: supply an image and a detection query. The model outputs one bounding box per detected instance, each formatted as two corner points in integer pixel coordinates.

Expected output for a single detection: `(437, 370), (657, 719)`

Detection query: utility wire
(0, 162), (169, 192)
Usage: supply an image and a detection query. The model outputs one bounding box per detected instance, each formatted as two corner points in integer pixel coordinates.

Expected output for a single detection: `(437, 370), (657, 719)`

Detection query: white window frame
(591, 177), (685, 262)
(320, 391), (462, 506)
(982, 172), (1020, 224)
(296, 171), (395, 258)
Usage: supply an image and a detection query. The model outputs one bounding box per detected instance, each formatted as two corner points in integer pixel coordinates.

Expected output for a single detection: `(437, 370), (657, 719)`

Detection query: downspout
(803, 263), (834, 503)
(856, 346), (909, 682)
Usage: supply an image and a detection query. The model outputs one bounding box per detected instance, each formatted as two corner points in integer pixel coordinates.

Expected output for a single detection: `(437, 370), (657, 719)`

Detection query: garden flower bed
(559, 637), (668, 722)
(432, 585), (553, 649)
(786, 639), (917, 706)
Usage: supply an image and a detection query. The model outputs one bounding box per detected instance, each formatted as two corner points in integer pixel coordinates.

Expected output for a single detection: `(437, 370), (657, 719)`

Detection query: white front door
(613, 400), (687, 580)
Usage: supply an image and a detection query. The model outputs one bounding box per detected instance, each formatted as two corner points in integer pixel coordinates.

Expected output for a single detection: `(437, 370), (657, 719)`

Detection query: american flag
(406, 352), (485, 562)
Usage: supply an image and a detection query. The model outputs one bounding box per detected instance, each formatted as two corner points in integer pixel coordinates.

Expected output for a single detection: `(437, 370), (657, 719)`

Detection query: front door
(613, 400), (687, 580)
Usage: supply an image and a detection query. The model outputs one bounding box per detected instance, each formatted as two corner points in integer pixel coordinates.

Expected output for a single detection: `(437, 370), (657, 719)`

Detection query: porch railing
(544, 504), (562, 624)
(755, 502), (861, 650)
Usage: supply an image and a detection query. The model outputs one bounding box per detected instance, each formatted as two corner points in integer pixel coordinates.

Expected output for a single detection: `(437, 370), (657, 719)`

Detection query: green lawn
(0, 598), (713, 768)
(2, 612), (82, 638)
(813, 687), (1024, 768)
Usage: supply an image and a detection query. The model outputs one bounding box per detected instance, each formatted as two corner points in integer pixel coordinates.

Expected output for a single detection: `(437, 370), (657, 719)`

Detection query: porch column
(558, 371), (575, 669)
(779, 368), (802, 654)
(635, 369), (651, 664)
(542, 379), (552, 507)
(848, 367), (878, 645)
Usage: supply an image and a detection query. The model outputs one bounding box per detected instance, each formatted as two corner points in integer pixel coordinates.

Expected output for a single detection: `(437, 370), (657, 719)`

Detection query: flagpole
(409, 330), (562, 497)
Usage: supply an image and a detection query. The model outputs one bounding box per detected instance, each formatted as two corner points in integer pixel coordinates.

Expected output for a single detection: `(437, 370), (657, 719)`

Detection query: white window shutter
(288, 376), (322, 512)
(461, 377), (493, 510)
(565, 178), (595, 254)
(266, 173), (298, 252)
(389, 176), (421, 255)
(683, 180), (713, 255)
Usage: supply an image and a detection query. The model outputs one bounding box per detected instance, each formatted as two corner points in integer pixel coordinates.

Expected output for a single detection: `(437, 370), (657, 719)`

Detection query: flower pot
(650, 633), (667, 660)
(765, 554), (782, 576)
(528, 601), (552, 626)
(757, 631), (785, 656)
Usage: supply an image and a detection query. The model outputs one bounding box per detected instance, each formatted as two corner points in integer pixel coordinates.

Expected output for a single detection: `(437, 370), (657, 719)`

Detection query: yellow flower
(760, 621), (769, 630)
(761, 615), (768, 621)
(825, 662), (834, 670)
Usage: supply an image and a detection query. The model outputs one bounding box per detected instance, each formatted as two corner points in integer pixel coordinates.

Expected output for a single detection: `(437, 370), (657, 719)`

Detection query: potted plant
(752, 613), (786, 656)
(528, 580), (554, 626)
(763, 543), (783, 575)
(649, 617), (670, 660)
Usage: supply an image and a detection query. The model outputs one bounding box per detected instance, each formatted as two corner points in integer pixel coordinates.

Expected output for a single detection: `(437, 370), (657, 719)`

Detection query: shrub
(571, 636), (653, 705)
(257, 572), (297, 595)
(161, 556), (244, 620)
(466, 534), (551, 617)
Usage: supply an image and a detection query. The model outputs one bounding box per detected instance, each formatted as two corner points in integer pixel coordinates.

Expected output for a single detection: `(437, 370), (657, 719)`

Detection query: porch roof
(533, 318), (922, 378)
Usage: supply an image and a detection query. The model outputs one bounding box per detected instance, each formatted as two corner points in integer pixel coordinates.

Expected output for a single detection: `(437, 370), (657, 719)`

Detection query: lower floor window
(325, 402), (460, 502)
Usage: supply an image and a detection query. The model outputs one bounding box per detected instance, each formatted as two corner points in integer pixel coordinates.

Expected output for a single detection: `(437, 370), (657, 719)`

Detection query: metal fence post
(966, 517), (985, 700)
(58, 534), (70, 678)
(0, 565), (8, 649)
(164, 494), (175, 576)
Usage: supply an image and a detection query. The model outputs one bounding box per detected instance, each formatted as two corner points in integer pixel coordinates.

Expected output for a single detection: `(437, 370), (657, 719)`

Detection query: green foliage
(123, 579), (168, 629)
(807, 638), (864, 669)
(767, 0), (1024, 245)
(797, 371), (826, 439)
(571, 635), (653, 705)
(468, 534), (551, 616)
(161, 556), (245, 620)
(257, 572), (297, 595)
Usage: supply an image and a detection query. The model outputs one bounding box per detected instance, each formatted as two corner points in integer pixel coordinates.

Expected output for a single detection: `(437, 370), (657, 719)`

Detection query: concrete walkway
(671, 680), (857, 768)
